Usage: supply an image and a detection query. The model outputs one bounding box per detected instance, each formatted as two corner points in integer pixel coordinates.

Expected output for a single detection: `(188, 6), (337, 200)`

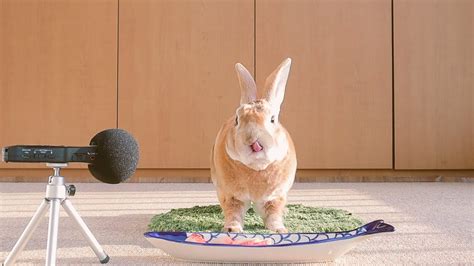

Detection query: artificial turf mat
(149, 204), (363, 233)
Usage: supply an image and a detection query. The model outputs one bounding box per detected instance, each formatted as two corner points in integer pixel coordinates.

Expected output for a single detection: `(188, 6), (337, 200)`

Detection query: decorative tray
(145, 220), (394, 263)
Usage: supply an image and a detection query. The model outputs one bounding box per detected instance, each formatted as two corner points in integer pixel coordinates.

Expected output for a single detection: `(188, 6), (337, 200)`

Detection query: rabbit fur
(211, 58), (297, 233)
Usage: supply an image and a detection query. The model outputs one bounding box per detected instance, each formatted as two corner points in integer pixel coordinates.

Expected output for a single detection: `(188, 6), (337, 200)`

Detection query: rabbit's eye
(235, 116), (238, 126)
(271, 116), (275, 123)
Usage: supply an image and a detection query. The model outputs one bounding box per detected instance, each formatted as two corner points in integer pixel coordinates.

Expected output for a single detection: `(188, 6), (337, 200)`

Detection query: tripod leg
(45, 199), (61, 266)
(61, 199), (109, 264)
(3, 199), (49, 266)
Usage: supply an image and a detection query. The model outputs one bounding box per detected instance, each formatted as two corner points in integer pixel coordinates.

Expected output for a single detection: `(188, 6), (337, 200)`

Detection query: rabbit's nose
(250, 141), (263, 152)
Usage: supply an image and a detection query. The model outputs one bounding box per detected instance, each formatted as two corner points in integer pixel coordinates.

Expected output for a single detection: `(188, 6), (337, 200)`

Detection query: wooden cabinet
(256, 0), (392, 168)
(394, 0), (474, 169)
(0, 0), (117, 169)
(118, 0), (254, 168)
(1, 0), (472, 174)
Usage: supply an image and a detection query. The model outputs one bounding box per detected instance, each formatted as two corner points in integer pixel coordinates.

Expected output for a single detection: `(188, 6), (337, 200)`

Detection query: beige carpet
(1, 182), (473, 265)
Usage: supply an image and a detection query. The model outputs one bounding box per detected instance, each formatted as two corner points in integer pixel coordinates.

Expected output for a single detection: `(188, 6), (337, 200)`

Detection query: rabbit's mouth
(250, 141), (263, 152)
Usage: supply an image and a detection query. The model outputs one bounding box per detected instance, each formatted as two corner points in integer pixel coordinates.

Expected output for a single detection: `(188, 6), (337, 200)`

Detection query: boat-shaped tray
(145, 220), (394, 263)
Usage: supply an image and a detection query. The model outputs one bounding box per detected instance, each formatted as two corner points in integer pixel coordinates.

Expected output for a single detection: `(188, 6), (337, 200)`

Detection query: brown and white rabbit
(211, 58), (297, 233)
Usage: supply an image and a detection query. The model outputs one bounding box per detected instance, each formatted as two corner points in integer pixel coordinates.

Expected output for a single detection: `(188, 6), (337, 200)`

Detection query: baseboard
(0, 168), (472, 182)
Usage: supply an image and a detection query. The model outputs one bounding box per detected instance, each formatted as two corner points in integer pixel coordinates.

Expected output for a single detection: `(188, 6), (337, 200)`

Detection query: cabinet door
(256, 0), (392, 168)
(119, 0), (254, 168)
(0, 0), (117, 169)
(395, 0), (474, 169)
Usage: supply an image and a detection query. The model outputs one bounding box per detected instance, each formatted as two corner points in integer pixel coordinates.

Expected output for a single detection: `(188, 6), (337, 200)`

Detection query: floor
(1, 182), (473, 265)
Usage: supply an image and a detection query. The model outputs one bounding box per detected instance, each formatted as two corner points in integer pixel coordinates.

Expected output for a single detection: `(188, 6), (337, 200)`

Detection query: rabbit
(211, 58), (297, 233)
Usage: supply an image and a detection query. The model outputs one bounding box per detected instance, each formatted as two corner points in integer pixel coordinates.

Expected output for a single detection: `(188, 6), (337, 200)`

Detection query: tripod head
(47, 163), (68, 177)
(44, 163), (78, 199)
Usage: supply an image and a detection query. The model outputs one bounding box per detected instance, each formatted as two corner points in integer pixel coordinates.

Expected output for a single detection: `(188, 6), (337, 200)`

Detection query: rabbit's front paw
(274, 227), (288, 234)
(265, 216), (287, 233)
(223, 225), (243, 233)
(223, 222), (243, 233)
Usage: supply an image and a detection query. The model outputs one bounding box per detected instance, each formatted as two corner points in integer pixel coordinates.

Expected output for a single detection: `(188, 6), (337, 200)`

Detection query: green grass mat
(149, 204), (363, 233)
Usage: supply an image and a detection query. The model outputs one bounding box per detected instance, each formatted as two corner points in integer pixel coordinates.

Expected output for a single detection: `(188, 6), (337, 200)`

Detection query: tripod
(3, 163), (109, 265)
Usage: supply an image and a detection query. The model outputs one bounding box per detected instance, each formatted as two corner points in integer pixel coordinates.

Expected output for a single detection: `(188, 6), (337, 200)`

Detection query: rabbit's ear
(235, 63), (257, 105)
(264, 58), (292, 113)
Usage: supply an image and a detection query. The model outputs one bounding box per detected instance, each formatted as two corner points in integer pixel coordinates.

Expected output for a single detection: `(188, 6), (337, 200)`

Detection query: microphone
(2, 129), (139, 184)
(88, 129), (139, 184)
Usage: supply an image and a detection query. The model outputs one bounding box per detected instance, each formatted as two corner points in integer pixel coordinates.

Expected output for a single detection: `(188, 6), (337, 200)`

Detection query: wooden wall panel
(256, 0), (392, 168)
(395, 0), (474, 169)
(119, 0), (254, 168)
(0, 0), (117, 169)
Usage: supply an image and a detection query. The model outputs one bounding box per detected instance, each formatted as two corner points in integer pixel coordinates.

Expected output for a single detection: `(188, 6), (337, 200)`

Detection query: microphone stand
(3, 163), (109, 266)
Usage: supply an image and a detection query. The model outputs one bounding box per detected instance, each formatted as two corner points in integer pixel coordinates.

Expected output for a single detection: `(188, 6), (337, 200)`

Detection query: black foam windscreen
(88, 129), (139, 184)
